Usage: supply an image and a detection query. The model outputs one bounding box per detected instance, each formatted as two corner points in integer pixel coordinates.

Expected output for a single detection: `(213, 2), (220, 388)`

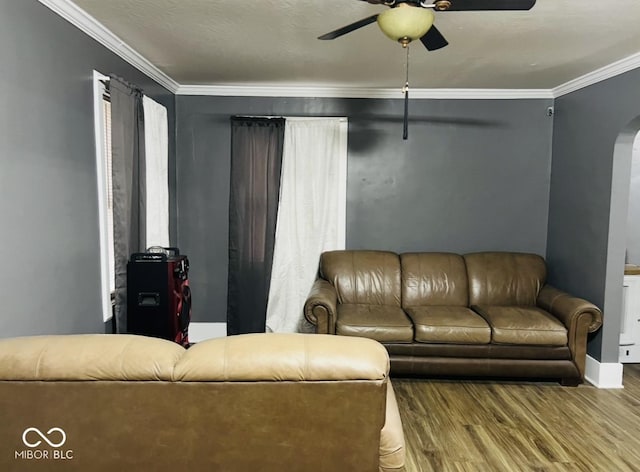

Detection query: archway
(601, 116), (640, 385)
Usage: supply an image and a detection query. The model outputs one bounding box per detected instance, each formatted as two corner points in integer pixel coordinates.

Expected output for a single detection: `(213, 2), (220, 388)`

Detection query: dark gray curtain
(109, 75), (146, 333)
(227, 117), (285, 335)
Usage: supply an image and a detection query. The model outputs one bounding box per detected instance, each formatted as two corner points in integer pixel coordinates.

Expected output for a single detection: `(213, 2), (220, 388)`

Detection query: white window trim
(93, 70), (112, 322)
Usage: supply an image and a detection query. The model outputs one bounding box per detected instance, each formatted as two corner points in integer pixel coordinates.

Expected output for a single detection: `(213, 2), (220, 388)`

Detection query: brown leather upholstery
(385, 343), (572, 360)
(465, 252), (546, 306)
(401, 252), (468, 307)
(320, 250), (401, 306)
(337, 304), (413, 343)
(173, 332), (390, 381)
(389, 356), (580, 380)
(405, 306), (490, 344)
(472, 306), (568, 346)
(0, 333), (183, 381)
(379, 382), (406, 472)
(305, 278), (338, 334)
(536, 285), (603, 378)
(0, 333), (405, 472)
(304, 250), (603, 385)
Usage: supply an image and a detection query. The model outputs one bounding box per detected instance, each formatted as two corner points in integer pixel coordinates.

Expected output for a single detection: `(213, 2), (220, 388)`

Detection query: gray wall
(176, 96), (554, 322)
(0, 0), (175, 337)
(547, 67), (640, 363)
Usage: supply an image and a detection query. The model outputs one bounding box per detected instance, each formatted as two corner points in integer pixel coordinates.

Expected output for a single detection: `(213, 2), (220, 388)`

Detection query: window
(92, 72), (170, 323)
(93, 71), (115, 322)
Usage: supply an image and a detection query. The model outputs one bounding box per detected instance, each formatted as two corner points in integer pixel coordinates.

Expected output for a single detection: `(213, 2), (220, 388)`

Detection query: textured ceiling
(70, 0), (640, 89)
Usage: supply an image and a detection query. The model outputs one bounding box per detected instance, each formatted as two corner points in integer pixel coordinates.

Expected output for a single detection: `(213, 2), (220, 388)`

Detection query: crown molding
(38, 0), (640, 100)
(552, 51), (640, 98)
(38, 0), (179, 93)
(177, 85), (553, 100)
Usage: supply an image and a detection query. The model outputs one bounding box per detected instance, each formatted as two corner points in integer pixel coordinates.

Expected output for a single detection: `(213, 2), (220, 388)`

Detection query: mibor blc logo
(15, 427), (74, 461)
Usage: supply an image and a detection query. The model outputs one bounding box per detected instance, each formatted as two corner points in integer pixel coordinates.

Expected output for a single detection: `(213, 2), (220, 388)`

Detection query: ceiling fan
(318, 0), (537, 140)
(319, 0), (537, 51)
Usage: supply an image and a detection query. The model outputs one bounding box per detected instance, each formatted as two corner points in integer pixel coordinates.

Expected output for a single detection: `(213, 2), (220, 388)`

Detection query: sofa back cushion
(173, 333), (389, 381)
(320, 250), (401, 306)
(400, 253), (469, 307)
(0, 334), (184, 381)
(464, 252), (547, 306)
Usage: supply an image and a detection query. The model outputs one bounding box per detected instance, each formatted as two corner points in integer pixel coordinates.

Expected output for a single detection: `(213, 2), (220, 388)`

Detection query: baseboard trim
(584, 355), (624, 388)
(189, 322), (227, 342)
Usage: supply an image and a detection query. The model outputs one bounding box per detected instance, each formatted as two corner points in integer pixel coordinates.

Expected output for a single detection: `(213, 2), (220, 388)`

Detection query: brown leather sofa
(0, 333), (405, 472)
(304, 251), (603, 385)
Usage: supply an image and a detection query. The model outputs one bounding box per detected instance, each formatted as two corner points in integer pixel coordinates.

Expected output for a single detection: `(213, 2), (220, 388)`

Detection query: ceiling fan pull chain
(403, 44), (410, 140)
(405, 42), (410, 86)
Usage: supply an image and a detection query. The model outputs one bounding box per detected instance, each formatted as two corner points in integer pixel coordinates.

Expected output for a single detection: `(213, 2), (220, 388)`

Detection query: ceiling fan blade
(420, 26), (448, 51)
(443, 0), (536, 11)
(318, 14), (379, 40)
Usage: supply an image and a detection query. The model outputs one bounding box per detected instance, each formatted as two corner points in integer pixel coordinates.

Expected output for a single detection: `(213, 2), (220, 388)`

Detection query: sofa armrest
(537, 285), (603, 333)
(537, 285), (603, 379)
(379, 381), (406, 472)
(304, 278), (338, 334)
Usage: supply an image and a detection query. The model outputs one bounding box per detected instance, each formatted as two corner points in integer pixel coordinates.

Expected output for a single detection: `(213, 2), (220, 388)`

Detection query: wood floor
(392, 365), (640, 472)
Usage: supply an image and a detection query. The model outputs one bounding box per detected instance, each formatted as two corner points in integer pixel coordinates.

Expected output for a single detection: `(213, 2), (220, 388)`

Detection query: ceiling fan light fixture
(376, 4), (435, 44)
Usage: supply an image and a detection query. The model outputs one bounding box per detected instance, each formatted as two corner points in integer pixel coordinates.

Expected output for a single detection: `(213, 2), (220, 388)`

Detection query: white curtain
(266, 117), (348, 332)
(143, 95), (169, 248)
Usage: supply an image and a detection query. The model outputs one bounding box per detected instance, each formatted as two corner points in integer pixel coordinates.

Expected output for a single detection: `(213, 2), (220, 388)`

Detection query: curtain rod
(232, 115), (283, 119)
(106, 74), (144, 95)
(232, 115), (347, 121)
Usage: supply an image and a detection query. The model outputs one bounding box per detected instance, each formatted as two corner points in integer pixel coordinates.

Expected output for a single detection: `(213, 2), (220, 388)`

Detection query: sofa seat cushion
(337, 304), (413, 343)
(472, 306), (567, 346)
(405, 306), (491, 344)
